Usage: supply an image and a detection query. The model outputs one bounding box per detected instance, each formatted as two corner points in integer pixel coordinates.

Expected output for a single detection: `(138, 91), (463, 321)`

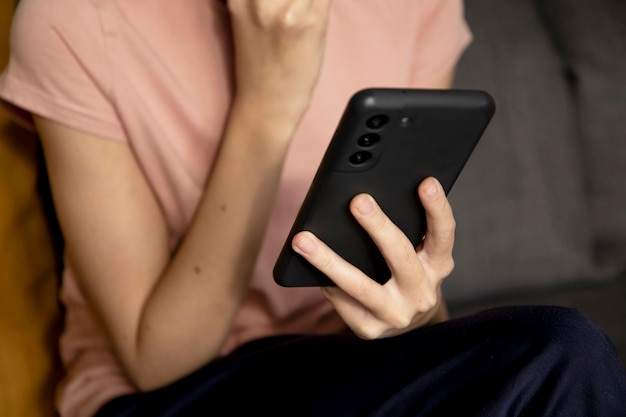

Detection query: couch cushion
(444, 0), (610, 305)
(0, 1), (63, 416)
(538, 0), (626, 267)
(0, 115), (63, 417)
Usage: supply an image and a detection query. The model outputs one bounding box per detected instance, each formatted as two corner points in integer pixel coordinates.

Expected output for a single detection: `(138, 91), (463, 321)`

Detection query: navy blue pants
(95, 306), (626, 416)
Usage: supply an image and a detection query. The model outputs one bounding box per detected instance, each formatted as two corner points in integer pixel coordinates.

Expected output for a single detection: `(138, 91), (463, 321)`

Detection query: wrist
(230, 94), (309, 139)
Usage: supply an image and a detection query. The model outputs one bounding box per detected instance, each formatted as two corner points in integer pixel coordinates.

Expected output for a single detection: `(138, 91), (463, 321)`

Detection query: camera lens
(366, 114), (389, 130)
(357, 133), (381, 148)
(349, 151), (373, 166)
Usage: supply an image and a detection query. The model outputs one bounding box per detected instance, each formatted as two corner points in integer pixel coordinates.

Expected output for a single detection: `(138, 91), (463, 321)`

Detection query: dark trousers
(95, 306), (626, 417)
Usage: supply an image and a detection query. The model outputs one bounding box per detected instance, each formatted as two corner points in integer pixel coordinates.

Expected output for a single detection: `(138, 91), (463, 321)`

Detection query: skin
(34, 0), (456, 392)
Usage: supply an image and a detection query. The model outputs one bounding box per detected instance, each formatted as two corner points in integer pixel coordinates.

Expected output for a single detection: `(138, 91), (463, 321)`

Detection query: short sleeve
(410, 0), (473, 88)
(0, 0), (126, 142)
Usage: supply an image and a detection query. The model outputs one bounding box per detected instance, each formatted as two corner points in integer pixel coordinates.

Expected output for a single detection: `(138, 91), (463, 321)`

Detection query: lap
(95, 306), (626, 417)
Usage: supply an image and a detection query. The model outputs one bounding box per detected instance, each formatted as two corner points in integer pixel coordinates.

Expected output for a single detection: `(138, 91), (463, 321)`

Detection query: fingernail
(424, 178), (439, 199)
(294, 233), (317, 255)
(355, 194), (374, 215)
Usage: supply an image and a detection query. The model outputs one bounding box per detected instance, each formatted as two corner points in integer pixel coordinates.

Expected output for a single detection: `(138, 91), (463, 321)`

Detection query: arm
(36, 0), (331, 391)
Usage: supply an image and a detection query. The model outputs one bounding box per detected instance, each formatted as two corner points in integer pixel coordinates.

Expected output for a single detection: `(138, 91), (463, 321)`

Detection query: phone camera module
(349, 151), (373, 166)
(357, 133), (381, 148)
(366, 114), (389, 130)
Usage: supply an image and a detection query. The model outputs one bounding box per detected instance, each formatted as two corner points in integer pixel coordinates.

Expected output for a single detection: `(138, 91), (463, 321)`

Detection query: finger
(349, 194), (420, 280)
(291, 231), (384, 307)
(418, 177), (456, 265)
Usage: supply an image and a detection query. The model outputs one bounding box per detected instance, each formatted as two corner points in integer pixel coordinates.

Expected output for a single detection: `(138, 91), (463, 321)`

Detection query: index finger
(291, 231), (386, 308)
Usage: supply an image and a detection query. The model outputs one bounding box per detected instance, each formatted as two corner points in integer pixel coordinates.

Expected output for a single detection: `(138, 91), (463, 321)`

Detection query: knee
(475, 306), (626, 415)
(511, 306), (619, 367)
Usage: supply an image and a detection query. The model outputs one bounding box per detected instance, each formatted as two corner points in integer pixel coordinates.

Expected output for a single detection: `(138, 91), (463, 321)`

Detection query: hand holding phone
(291, 175), (457, 338)
(273, 88), (495, 288)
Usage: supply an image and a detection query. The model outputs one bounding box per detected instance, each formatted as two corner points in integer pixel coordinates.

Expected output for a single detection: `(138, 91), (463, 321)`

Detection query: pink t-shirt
(0, 1), (471, 416)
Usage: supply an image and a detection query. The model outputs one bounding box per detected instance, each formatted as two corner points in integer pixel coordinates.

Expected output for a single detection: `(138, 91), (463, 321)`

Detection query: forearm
(130, 99), (301, 390)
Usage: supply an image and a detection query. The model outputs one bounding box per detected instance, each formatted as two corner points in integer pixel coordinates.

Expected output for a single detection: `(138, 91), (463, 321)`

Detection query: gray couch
(445, 0), (626, 362)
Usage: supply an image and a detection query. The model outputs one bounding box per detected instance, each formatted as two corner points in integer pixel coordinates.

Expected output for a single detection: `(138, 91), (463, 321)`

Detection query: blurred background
(445, 0), (626, 364)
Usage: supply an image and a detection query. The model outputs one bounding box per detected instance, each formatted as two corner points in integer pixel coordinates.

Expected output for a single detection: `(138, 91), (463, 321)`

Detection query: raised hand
(227, 0), (332, 123)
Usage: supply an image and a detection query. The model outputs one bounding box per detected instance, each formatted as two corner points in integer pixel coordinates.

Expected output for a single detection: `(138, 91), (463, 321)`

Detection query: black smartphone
(273, 88), (495, 287)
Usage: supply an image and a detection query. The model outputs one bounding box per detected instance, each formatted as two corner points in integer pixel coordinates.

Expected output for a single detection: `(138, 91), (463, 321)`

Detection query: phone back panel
(274, 88), (495, 287)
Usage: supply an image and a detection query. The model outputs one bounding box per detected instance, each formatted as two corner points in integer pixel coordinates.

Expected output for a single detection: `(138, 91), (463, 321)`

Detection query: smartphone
(273, 88), (495, 287)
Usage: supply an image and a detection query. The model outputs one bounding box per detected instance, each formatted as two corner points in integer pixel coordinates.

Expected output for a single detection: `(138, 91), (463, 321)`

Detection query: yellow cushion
(0, 1), (64, 416)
